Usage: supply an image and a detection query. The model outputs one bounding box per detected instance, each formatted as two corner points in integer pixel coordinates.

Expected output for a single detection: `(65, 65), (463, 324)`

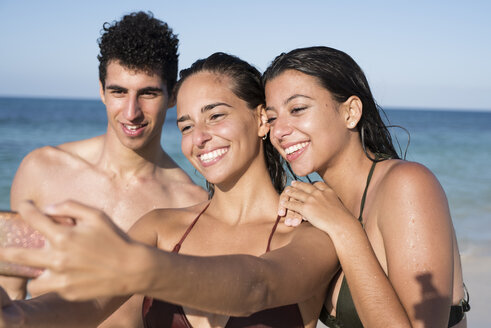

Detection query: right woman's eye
(267, 117), (277, 124)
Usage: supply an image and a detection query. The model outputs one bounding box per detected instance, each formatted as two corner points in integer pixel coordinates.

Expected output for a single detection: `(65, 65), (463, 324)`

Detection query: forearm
(330, 220), (411, 328)
(135, 244), (274, 316)
(133, 234), (335, 316)
(16, 293), (125, 328)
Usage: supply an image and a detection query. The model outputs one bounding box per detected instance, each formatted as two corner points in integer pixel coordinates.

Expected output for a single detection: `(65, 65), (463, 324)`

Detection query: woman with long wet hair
(263, 46), (468, 328)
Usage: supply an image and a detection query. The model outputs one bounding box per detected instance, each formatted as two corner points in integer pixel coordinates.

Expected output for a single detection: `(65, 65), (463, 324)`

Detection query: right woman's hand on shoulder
(278, 181), (356, 235)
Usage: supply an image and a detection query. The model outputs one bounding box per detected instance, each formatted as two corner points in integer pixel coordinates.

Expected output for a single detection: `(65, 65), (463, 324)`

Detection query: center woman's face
(265, 69), (348, 176)
(176, 72), (262, 185)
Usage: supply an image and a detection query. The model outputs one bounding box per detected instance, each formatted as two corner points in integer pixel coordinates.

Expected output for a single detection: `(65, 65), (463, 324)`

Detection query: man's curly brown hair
(97, 11), (179, 94)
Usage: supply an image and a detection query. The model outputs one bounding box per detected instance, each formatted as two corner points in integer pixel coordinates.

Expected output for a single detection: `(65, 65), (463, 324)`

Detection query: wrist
(124, 242), (170, 295)
(328, 214), (367, 252)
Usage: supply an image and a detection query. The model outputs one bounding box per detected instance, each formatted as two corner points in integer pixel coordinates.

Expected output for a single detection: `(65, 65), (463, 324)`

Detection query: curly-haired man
(6, 12), (207, 327)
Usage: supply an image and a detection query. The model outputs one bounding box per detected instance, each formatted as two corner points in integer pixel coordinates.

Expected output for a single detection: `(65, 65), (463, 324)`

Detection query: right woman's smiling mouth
(283, 141), (310, 162)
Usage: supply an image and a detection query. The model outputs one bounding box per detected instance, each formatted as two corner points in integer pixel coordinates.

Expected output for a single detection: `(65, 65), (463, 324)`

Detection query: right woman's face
(265, 69), (350, 177)
(176, 72), (262, 185)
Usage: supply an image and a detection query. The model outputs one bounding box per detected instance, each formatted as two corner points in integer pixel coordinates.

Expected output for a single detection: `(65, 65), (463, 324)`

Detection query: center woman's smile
(198, 146), (229, 166)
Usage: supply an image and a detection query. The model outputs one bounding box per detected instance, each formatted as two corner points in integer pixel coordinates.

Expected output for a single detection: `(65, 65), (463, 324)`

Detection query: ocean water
(1, 97), (490, 256)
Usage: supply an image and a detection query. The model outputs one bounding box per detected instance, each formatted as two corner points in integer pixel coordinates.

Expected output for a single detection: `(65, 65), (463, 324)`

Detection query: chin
(289, 163), (316, 178)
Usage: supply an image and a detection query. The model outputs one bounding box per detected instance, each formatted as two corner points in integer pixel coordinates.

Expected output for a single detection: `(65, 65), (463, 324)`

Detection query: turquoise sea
(1, 96), (490, 257)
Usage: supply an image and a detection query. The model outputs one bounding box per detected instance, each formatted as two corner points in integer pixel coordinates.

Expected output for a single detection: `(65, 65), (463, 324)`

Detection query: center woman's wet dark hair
(174, 52), (287, 196)
(262, 46), (400, 161)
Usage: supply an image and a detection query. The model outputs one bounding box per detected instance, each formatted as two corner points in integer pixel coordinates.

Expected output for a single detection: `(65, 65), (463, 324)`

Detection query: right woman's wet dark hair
(262, 46), (400, 161)
(174, 52), (287, 196)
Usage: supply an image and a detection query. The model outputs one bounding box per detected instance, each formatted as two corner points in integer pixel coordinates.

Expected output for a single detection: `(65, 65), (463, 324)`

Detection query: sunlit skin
(177, 72), (265, 189)
(265, 70), (358, 178)
(101, 61), (169, 154)
(5, 60), (206, 328)
(264, 69), (466, 328)
(0, 68), (339, 328)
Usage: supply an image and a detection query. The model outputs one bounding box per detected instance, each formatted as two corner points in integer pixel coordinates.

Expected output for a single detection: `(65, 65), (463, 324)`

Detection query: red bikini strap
(266, 215), (281, 252)
(172, 202), (211, 253)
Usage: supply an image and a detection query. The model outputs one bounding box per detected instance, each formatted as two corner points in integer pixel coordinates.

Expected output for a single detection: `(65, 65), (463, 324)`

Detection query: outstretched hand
(0, 200), (144, 301)
(278, 181), (355, 234)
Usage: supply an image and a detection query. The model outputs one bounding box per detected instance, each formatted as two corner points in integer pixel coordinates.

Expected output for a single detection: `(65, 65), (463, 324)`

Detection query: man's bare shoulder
(10, 136), (105, 209)
(20, 135), (104, 171)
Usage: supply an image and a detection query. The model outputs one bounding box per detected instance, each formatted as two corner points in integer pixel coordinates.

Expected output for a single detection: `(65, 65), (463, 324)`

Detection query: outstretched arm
(0, 289), (127, 328)
(132, 215), (337, 316)
(1, 200), (338, 317)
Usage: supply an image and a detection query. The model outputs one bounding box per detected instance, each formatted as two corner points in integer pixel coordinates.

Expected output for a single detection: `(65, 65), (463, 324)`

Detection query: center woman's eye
(210, 113), (224, 120)
(291, 106), (307, 114)
(179, 125), (192, 134)
(267, 116), (277, 124)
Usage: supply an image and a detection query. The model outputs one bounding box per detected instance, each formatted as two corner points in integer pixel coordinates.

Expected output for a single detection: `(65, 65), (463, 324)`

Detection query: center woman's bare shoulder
(129, 202), (211, 250)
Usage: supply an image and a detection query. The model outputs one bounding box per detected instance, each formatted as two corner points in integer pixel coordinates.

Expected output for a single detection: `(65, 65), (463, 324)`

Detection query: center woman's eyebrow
(177, 102), (232, 123)
(265, 94), (313, 111)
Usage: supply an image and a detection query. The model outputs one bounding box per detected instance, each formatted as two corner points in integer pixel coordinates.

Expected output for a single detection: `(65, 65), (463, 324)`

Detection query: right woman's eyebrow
(284, 94), (313, 104)
(266, 94), (313, 111)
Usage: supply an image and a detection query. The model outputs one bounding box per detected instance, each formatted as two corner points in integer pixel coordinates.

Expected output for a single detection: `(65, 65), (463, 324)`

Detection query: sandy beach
(461, 246), (491, 327)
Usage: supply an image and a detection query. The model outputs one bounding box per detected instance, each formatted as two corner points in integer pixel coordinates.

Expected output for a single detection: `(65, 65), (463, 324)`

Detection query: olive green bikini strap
(358, 160), (377, 223)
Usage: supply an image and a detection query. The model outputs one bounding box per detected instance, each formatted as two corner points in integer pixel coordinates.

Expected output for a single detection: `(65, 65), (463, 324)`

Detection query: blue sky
(0, 0), (490, 110)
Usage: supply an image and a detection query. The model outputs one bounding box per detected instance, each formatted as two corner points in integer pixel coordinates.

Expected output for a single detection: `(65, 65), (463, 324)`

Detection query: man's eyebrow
(138, 86), (164, 95)
(201, 102), (231, 113)
(106, 84), (127, 91)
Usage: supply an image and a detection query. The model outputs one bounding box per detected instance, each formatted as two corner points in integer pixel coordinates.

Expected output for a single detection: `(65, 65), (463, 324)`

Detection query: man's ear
(167, 89), (176, 109)
(99, 81), (106, 105)
(342, 95), (362, 129)
(256, 105), (270, 139)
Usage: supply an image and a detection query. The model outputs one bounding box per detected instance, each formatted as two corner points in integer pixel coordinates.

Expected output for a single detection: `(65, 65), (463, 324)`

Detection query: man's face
(100, 61), (170, 151)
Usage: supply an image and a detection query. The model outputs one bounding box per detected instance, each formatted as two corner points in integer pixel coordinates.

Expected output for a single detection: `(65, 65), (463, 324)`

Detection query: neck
(317, 140), (374, 216)
(96, 127), (170, 180)
(210, 154), (280, 225)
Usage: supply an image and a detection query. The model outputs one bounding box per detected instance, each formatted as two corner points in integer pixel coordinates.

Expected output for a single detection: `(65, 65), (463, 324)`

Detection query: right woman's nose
(271, 115), (293, 140)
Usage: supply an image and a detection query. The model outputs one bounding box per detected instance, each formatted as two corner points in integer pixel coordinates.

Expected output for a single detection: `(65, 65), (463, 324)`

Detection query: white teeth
(199, 148), (228, 163)
(124, 124), (144, 131)
(285, 142), (309, 155)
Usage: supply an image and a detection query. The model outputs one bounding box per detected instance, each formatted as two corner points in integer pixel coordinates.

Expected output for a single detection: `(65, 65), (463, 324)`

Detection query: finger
(313, 181), (329, 191)
(279, 197), (304, 215)
(0, 247), (52, 269)
(17, 201), (67, 238)
(284, 186), (311, 203)
(291, 180), (318, 193)
(284, 210), (303, 227)
(44, 200), (112, 227)
(278, 191), (290, 216)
